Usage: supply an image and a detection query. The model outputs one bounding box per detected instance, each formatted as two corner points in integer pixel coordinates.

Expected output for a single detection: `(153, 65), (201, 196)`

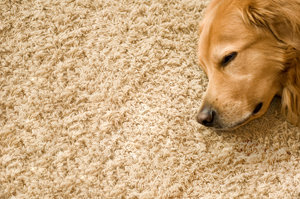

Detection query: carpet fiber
(1, 0), (300, 198)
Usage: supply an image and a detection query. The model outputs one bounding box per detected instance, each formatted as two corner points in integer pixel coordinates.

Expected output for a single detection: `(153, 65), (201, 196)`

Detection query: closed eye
(221, 52), (237, 67)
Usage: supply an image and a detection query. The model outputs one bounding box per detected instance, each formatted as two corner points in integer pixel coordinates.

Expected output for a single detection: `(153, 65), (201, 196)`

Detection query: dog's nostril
(197, 109), (215, 127)
(253, 102), (263, 114)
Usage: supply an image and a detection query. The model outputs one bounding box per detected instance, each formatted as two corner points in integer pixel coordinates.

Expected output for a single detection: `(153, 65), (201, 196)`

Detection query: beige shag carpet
(1, 0), (300, 198)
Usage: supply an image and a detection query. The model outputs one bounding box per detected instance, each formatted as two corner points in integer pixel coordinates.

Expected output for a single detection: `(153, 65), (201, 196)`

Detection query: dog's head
(196, 0), (300, 130)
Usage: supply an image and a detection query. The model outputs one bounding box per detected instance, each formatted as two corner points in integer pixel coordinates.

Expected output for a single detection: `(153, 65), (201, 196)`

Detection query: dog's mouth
(252, 102), (263, 115)
(211, 102), (264, 131)
(212, 115), (252, 131)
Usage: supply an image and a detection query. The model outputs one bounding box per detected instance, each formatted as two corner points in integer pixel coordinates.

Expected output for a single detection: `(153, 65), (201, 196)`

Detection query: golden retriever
(196, 0), (300, 130)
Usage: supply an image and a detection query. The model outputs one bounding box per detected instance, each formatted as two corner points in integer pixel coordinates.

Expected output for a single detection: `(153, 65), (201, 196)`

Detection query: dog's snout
(197, 106), (216, 127)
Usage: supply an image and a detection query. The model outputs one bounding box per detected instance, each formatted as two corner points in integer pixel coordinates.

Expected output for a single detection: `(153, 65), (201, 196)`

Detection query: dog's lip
(212, 113), (253, 131)
(213, 103), (267, 131)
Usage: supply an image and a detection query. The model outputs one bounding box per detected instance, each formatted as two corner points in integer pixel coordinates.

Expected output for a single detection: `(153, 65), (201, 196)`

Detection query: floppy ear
(243, 1), (300, 125)
(281, 51), (300, 125)
(242, 0), (300, 50)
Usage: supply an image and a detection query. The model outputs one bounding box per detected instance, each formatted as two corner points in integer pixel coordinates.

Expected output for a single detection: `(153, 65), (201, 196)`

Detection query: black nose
(196, 106), (216, 127)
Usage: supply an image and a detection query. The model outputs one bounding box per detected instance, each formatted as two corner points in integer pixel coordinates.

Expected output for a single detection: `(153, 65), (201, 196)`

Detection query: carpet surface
(1, 0), (300, 198)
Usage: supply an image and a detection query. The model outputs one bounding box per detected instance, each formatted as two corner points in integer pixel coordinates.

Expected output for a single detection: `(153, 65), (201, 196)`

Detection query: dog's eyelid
(220, 52), (238, 67)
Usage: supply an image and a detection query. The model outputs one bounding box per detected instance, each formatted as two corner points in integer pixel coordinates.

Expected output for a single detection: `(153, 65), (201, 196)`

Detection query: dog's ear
(281, 50), (300, 126)
(243, 1), (300, 125)
(242, 0), (300, 50)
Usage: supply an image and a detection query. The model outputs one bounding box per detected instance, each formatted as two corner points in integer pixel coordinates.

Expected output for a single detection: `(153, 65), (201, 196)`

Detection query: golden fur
(197, 0), (300, 130)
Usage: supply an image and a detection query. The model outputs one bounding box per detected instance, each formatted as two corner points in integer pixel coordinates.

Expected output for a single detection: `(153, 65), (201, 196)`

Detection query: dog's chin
(212, 114), (255, 131)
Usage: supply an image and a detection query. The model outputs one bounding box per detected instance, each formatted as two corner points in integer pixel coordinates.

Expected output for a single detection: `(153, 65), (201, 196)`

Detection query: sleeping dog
(196, 0), (300, 130)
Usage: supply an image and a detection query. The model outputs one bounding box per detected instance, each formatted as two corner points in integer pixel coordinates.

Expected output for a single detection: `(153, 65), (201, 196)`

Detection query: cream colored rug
(1, 0), (300, 198)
